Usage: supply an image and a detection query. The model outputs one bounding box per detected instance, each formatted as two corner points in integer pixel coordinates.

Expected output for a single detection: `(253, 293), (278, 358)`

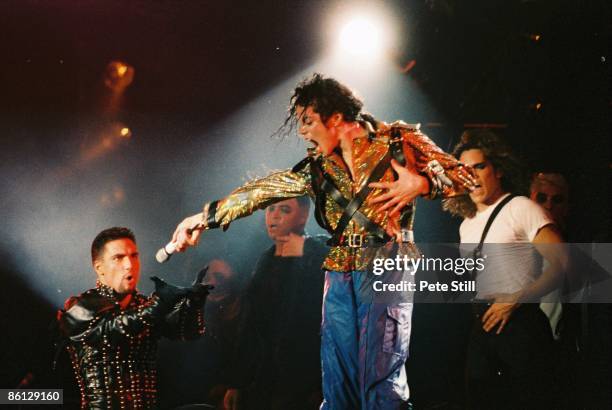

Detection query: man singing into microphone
(169, 74), (476, 409)
(57, 227), (211, 409)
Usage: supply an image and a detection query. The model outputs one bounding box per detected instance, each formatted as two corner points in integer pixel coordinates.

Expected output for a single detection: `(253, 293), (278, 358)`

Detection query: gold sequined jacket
(201, 122), (475, 272)
(57, 283), (204, 409)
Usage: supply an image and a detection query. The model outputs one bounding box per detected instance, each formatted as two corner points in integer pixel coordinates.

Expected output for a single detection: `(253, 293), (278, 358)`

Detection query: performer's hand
(150, 276), (190, 311)
(369, 159), (429, 216)
(275, 232), (305, 257)
(223, 388), (241, 410)
(481, 292), (520, 334)
(172, 213), (204, 252)
(187, 266), (214, 308)
(187, 283), (214, 308)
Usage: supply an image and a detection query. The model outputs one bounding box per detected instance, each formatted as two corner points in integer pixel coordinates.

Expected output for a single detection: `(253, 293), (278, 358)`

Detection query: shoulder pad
(66, 290), (117, 318)
(63, 295), (79, 311)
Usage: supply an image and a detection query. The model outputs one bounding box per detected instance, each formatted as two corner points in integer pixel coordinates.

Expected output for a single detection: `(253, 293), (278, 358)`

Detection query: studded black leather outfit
(57, 283), (204, 409)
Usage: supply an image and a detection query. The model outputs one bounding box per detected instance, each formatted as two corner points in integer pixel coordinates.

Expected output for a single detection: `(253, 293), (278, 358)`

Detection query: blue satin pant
(320, 270), (412, 410)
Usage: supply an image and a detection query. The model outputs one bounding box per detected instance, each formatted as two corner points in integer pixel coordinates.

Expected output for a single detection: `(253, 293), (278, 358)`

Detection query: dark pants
(466, 303), (554, 410)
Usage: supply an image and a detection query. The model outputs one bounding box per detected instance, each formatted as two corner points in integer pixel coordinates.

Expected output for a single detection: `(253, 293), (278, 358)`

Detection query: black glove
(187, 266), (214, 308)
(150, 276), (190, 312)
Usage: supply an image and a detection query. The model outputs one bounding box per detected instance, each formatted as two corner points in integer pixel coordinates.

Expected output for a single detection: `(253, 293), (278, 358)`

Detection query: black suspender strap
(311, 160), (389, 244)
(292, 156), (333, 231)
(473, 194), (517, 258)
(389, 128), (406, 166)
(330, 150), (391, 244)
(469, 194), (516, 285)
(309, 158), (334, 231)
(291, 156), (312, 173)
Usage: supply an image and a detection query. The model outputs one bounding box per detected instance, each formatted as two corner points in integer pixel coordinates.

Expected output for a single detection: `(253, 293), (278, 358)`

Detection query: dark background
(0, 0), (609, 407)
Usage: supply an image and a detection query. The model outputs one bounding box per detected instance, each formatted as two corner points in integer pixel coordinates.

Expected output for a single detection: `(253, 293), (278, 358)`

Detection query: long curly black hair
(443, 129), (528, 218)
(274, 73), (376, 138)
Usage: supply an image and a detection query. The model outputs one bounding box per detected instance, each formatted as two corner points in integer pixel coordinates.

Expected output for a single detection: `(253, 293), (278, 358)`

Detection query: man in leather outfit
(169, 74), (476, 409)
(57, 227), (211, 409)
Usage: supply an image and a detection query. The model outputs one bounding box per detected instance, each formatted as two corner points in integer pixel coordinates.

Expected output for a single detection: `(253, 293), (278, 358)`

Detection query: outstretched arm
(172, 169), (312, 252)
(58, 295), (171, 346)
(58, 277), (199, 345)
(160, 268), (212, 340)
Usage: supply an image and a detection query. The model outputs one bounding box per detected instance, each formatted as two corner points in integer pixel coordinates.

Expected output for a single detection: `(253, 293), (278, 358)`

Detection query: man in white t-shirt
(444, 130), (566, 410)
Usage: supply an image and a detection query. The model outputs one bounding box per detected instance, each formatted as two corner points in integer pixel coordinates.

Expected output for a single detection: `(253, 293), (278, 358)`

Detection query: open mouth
(125, 274), (134, 281)
(305, 139), (318, 149)
(305, 139), (322, 155)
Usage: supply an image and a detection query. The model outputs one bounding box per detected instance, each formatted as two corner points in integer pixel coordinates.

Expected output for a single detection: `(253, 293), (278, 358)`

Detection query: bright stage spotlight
(328, 5), (397, 65)
(338, 16), (389, 58)
(319, 7), (398, 90)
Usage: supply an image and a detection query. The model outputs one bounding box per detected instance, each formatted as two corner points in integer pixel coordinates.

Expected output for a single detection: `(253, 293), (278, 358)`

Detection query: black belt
(331, 233), (390, 248)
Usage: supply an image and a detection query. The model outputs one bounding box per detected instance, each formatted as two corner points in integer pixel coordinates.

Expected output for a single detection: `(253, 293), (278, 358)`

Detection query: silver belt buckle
(348, 233), (363, 248)
(400, 229), (414, 243)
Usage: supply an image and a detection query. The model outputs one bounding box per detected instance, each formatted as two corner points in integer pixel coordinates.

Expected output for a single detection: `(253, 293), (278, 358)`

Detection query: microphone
(156, 242), (178, 263)
(156, 225), (202, 263)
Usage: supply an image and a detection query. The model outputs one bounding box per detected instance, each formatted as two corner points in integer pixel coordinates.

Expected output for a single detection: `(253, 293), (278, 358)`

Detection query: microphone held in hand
(155, 225), (202, 263)
(155, 242), (177, 263)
